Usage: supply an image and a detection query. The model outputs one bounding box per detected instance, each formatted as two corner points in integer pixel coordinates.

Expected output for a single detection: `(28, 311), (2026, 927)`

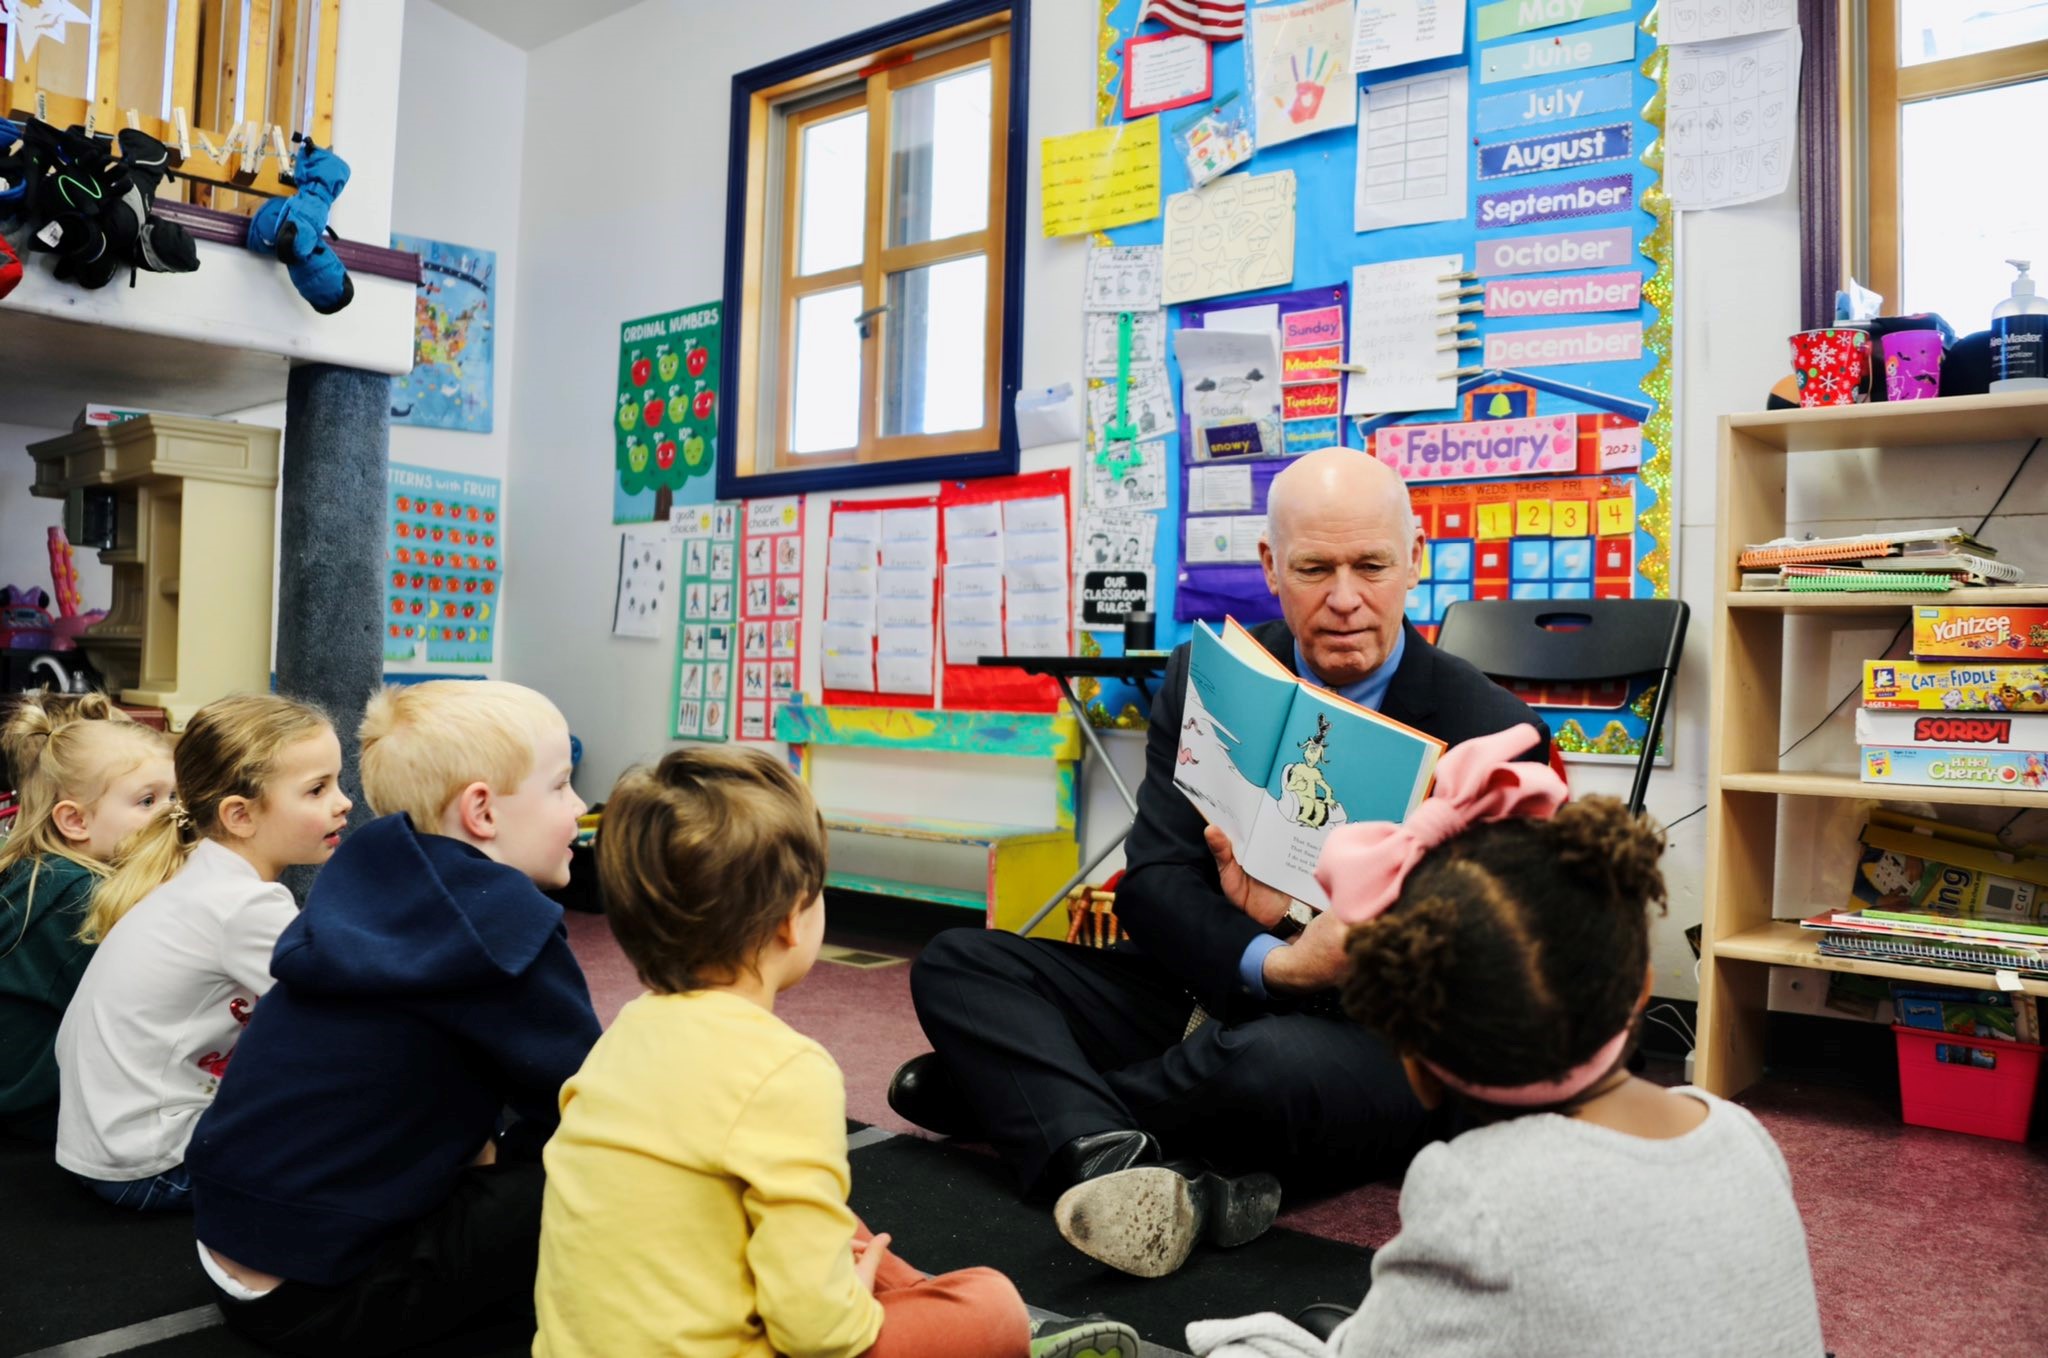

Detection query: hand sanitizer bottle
(1991, 259), (2048, 391)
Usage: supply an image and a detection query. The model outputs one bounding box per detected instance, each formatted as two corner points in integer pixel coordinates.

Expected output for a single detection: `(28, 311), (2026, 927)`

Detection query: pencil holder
(1880, 330), (1944, 402)
(1790, 328), (1872, 407)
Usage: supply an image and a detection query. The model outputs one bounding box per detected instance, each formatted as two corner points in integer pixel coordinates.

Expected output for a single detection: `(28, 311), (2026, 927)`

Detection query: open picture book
(1174, 619), (1445, 911)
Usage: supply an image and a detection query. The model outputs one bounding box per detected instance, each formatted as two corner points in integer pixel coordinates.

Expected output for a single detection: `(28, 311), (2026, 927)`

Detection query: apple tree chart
(615, 303), (722, 524)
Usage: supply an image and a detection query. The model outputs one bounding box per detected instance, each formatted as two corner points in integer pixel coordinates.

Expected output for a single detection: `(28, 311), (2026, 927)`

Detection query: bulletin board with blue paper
(1075, 0), (1675, 763)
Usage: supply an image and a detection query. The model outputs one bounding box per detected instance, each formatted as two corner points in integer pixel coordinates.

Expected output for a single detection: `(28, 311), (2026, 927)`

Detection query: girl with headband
(1290, 724), (1823, 1357)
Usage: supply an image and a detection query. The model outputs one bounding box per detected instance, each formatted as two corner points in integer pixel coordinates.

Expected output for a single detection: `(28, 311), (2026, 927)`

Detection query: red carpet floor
(565, 913), (2048, 1356)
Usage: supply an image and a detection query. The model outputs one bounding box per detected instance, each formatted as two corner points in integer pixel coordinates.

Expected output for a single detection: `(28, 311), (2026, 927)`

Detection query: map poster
(616, 303), (722, 525)
(390, 236), (495, 432)
(384, 464), (503, 666)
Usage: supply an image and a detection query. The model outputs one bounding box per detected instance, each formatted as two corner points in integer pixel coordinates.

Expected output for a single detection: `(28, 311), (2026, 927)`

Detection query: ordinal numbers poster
(615, 303), (721, 525)
(384, 464), (502, 665)
(390, 236), (495, 432)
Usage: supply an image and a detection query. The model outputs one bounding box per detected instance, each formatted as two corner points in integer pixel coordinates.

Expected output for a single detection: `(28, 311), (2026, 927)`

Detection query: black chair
(1433, 598), (1689, 817)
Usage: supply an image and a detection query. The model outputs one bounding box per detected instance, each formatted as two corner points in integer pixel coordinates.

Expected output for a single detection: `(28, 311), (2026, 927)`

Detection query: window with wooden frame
(1, 0), (340, 210)
(1854, 0), (2048, 323)
(719, 0), (1028, 499)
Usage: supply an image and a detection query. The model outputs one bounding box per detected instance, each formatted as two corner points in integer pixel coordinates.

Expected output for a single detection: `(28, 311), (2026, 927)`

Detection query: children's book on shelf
(1911, 605), (2048, 662)
(1175, 619), (1445, 911)
(1891, 983), (2034, 1043)
(1848, 817), (2048, 933)
(1863, 660), (2048, 712)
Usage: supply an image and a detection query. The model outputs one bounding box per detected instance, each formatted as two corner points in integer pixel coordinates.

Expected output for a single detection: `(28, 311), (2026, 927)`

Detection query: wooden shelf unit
(1698, 393), (2048, 1097)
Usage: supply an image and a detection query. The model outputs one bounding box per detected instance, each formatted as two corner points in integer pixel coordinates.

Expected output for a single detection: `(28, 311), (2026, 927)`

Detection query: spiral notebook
(1737, 527), (1997, 569)
(1816, 929), (2048, 978)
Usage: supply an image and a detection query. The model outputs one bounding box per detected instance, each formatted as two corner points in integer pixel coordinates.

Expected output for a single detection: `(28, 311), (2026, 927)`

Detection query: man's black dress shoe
(1050, 1142), (1283, 1278)
(885, 1052), (980, 1138)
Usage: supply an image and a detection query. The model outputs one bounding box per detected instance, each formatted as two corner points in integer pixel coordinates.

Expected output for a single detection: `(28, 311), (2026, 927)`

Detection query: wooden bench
(773, 704), (1080, 938)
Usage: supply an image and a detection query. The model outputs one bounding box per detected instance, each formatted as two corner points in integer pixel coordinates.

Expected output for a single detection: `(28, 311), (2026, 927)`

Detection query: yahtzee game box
(1911, 607), (2048, 662)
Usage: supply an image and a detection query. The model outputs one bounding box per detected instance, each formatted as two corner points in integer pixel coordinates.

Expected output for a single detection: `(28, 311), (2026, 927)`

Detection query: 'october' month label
(1475, 226), (1636, 277)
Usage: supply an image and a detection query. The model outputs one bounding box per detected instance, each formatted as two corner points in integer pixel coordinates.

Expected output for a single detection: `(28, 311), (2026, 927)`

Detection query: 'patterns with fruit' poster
(615, 303), (721, 525)
(738, 497), (805, 741)
(384, 464), (502, 666)
(671, 502), (739, 741)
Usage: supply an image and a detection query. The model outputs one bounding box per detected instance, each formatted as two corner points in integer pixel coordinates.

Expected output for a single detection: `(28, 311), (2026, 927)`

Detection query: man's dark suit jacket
(1119, 617), (1550, 1021)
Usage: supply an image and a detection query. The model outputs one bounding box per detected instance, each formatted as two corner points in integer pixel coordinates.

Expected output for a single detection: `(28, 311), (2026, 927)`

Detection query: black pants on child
(209, 1163), (543, 1358)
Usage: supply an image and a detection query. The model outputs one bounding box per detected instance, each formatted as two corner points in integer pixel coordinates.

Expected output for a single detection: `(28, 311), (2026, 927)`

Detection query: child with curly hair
(1301, 725), (1825, 1357)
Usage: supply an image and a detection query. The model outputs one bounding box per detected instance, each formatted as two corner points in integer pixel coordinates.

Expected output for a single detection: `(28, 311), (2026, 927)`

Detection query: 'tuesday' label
(1374, 414), (1577, 481)
(1477, 124), (1634, 180)
(1476, 226), (1636, 276)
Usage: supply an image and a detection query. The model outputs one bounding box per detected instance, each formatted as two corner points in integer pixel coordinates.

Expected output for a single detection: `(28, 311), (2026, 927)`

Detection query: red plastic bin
(1892, 1025), (2042, 1143)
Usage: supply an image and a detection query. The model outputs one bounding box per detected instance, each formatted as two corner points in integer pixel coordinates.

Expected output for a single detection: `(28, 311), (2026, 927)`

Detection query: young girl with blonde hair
(0, 694), (174, 1140)
(55, 692), (352, 1211)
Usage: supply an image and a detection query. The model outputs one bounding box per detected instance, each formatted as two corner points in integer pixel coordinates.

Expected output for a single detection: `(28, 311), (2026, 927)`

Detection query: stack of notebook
(1738, 526), (2022, 593)
(1802, 812), (2048, 981)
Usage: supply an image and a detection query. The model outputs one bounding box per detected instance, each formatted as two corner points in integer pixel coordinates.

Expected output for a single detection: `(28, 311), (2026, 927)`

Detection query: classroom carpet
(15, 900), (2046, 1357)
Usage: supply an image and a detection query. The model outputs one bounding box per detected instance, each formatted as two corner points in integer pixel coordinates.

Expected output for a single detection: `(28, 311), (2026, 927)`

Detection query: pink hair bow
(1316, 723), (1566, 926)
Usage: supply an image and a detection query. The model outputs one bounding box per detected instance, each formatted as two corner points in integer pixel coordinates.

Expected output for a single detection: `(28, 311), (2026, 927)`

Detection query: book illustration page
(1174, 623), (1296, 849)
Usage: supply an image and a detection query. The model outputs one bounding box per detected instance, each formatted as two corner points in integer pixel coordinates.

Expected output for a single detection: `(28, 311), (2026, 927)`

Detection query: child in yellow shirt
(534, 746), (1137, 1358)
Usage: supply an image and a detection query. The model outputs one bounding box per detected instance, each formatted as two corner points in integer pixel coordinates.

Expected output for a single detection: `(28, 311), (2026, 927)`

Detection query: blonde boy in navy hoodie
(185, 681), (600, 1358)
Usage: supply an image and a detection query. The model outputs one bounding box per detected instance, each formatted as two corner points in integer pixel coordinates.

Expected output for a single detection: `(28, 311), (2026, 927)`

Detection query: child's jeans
(856, 1223), (1031, 1358)
(76, 1164), (193, 1213)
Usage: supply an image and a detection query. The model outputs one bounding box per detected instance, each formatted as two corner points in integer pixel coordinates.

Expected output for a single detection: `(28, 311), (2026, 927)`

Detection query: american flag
(1139, 0), (1247, 43)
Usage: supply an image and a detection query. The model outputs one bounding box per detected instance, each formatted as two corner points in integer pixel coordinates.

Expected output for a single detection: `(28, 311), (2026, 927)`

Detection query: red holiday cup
(1789, 328), (1873, 407)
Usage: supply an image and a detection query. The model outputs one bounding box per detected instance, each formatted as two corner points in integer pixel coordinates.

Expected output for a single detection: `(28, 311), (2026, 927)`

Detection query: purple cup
(1880, 330), (1944, 402)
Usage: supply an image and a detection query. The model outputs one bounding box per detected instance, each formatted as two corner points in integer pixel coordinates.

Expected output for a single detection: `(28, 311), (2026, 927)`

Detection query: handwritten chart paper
(1352, 0), (1466, 73)
(1660, 0), (1794, 44)
(1346, 255), (1463, 416)
(1666, 26), (1801, 210)
(1041, 119), (1162, 237)
(1249, 0), (1357, 150)
(1162, 170), (1298, 304)
(1356, 71), (1469, 233)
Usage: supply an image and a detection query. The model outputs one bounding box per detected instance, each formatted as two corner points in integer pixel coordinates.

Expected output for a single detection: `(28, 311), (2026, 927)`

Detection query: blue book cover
(1176, 619), (1444, 909)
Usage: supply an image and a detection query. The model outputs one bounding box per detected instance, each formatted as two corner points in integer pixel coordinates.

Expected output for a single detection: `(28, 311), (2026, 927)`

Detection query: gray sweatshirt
(1332, 1088), (1826, 1358)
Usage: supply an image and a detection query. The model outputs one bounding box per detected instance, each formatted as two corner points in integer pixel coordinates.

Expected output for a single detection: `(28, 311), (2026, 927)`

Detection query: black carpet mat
(847, 1132), (1372, 1349)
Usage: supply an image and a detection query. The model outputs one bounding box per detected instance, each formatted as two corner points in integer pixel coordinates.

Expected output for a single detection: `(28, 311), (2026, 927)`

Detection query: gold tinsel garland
(1635, 4), (1674, 603)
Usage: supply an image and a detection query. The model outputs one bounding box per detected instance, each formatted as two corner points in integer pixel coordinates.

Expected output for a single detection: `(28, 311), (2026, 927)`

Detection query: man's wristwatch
(1273, 899), (1314, 940)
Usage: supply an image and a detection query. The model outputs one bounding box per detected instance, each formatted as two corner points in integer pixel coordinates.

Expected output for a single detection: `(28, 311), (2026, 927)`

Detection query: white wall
(376, 1), (529, 678)
(0, 421), (110, 615)
(506, 0), (1099, 813)
(498, 2), (2048, 1000)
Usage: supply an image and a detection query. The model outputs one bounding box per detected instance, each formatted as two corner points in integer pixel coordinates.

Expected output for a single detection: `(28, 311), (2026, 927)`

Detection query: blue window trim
(716, 0), (1031, 501)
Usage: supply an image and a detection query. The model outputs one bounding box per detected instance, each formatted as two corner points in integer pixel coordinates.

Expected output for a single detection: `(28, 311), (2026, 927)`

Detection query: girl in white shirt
(56, 692), (352, 1211)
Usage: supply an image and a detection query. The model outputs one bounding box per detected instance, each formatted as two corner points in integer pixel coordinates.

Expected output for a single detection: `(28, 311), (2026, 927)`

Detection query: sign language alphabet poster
(739, 497), (804, 740)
